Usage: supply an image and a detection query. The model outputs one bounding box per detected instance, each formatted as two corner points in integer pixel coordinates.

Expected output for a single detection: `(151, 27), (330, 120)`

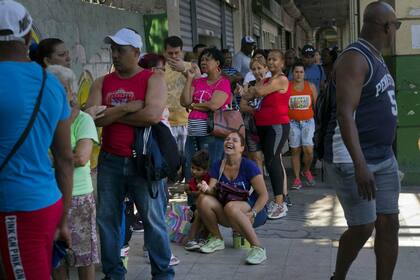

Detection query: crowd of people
(0, 1), (403, 280)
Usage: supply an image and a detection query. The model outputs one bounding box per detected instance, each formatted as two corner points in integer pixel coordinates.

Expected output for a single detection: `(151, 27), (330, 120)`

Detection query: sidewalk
(106, 183), (420, 280)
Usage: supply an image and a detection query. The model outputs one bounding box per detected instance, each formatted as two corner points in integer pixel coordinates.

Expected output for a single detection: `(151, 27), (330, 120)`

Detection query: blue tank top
(324, 39), (397, 164)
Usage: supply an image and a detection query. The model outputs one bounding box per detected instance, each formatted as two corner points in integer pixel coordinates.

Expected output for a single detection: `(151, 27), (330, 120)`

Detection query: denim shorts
(245, 130), (262, 152)
(248, 200), (267, 228)
(325, 156), (400, 226)
(289, 118), (315, 148)
(243, 113), (261, 152)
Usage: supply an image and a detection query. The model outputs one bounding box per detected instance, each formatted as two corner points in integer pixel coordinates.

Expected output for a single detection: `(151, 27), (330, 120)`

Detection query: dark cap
(301, 44), (315, 56)
(241, 36), (256, 45)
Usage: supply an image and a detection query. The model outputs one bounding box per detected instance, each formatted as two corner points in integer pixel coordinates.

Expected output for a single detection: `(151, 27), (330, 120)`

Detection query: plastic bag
(166, 203), (192, 244)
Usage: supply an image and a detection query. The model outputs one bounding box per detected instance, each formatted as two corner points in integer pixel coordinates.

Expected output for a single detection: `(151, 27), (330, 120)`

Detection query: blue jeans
(184, 135), (225, 180)
(97, 151), (174, 280)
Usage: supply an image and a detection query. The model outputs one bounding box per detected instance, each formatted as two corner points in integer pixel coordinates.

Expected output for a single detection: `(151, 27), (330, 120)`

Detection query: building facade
(167, 0), (313, 53)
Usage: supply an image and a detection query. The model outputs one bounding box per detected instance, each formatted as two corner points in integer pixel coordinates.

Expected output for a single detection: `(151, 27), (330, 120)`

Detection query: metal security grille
(224, 4), (234, 50)
(180, 0), (193, 51)
(196, 0), (222, 38)
(253, 14), (261, 46)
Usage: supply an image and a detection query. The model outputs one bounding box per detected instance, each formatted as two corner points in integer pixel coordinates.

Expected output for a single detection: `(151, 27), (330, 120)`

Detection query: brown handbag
(207, 109), (245, 138)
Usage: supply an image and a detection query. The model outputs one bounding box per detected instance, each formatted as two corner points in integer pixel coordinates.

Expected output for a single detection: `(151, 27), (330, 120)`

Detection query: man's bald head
(363, 1), (396, 25)
(360, 1), (400, 50)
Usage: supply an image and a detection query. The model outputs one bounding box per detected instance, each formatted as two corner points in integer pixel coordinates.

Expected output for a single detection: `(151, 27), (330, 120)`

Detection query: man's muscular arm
(118, 72), (167, 126)
(85, 75), (144, 127)
(335, 50), (376, 200)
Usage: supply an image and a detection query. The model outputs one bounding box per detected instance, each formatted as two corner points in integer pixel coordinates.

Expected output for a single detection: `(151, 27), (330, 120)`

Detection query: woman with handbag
(196, 131), (268, 265)
(247, 49), (291, 220)
(181, 48), (232, 180)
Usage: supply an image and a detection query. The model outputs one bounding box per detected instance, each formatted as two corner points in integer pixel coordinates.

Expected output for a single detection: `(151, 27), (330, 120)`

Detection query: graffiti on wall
(55, 27), (112, 108)
(143, 13), (168, 53)
(31, 24), (42, 43)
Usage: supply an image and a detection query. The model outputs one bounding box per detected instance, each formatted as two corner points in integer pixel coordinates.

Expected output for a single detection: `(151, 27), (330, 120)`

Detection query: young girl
(239, 56), (268, 172)
(184, 150), (210, 250)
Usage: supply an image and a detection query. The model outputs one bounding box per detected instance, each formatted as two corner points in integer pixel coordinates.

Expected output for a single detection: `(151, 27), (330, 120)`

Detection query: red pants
(0, 199), (63, 280)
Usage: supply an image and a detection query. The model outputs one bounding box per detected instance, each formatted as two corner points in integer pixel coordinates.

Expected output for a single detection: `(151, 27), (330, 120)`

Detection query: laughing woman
(196, 131), (268, 265)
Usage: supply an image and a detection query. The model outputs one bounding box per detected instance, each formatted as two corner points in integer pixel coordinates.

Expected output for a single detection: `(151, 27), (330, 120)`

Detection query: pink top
(189, 77), (232, 120)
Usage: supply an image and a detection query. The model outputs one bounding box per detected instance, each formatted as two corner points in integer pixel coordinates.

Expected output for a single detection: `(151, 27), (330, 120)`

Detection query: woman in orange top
(288, 62), (318, 189)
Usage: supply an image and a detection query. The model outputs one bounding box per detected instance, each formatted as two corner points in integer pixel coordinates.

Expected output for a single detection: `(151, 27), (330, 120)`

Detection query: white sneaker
(267, 202), (288, 219)
(170, 254), (180, 266)
(120, 245), (130, 257)
(267, 201), (275, 216)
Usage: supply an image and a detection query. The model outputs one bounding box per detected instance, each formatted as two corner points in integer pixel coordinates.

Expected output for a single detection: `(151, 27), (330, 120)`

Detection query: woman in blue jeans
(181, 48), (232, 180)
(195, 131), (268, 264)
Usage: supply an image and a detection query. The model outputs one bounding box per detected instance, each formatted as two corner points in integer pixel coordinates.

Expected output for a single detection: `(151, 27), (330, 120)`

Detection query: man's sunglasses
(365, 19), (402, 30)
(387, 20), (402, 30)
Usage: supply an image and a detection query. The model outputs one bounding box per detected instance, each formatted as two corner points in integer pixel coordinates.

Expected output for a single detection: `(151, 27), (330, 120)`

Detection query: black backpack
(314, 77), (333, 160)
(133, 122), (181, 198)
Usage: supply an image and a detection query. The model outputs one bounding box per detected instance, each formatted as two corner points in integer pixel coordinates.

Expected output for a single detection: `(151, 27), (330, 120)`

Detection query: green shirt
(71, 111), (99, 196)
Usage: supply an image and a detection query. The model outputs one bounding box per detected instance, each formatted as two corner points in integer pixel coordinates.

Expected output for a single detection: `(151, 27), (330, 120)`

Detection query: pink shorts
(0, 199), (63, 280)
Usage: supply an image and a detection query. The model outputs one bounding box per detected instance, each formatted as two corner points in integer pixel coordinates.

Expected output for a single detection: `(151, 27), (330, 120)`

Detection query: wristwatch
(251, 208), (257, 218)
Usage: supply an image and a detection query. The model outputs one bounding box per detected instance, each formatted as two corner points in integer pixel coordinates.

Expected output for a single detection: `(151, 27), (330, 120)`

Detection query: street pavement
(86, 179), (420, 280)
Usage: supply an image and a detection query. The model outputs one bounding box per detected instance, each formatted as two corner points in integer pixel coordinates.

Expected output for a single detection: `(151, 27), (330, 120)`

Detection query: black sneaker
(130, 220), (144, 233)
(285, 194), (293, 207)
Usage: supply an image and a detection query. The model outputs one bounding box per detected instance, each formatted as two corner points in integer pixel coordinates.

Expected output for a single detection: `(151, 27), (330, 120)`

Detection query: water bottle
(232, 230), (250, 249)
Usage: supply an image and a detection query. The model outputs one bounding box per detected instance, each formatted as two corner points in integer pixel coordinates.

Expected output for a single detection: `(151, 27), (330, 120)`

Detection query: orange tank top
(288, 81), (314, 121)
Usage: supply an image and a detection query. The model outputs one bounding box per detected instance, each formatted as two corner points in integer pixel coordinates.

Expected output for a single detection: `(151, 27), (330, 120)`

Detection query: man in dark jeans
(87, 28), (174, 280)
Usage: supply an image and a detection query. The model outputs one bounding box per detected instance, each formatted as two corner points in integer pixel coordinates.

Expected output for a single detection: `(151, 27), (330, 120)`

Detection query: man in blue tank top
(324, 2), (401, 280)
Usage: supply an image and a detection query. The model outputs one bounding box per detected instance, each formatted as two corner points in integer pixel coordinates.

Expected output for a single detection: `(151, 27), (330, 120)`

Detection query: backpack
(313, 77), (333, 160)
(133, 122), (181, 198)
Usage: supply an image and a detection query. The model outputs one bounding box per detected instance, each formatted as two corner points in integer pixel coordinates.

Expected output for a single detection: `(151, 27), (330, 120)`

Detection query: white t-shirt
(232, 51), (251, 77)
(243, 71), (272, 85)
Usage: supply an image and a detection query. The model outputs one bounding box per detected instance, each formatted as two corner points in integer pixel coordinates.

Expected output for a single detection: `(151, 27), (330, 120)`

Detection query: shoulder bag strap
(0, 68), (47, 173)
(217, 159), (226, 182)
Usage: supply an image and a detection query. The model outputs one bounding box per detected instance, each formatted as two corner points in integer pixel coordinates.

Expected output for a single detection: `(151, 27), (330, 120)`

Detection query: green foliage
(143, 13), (168, 54)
